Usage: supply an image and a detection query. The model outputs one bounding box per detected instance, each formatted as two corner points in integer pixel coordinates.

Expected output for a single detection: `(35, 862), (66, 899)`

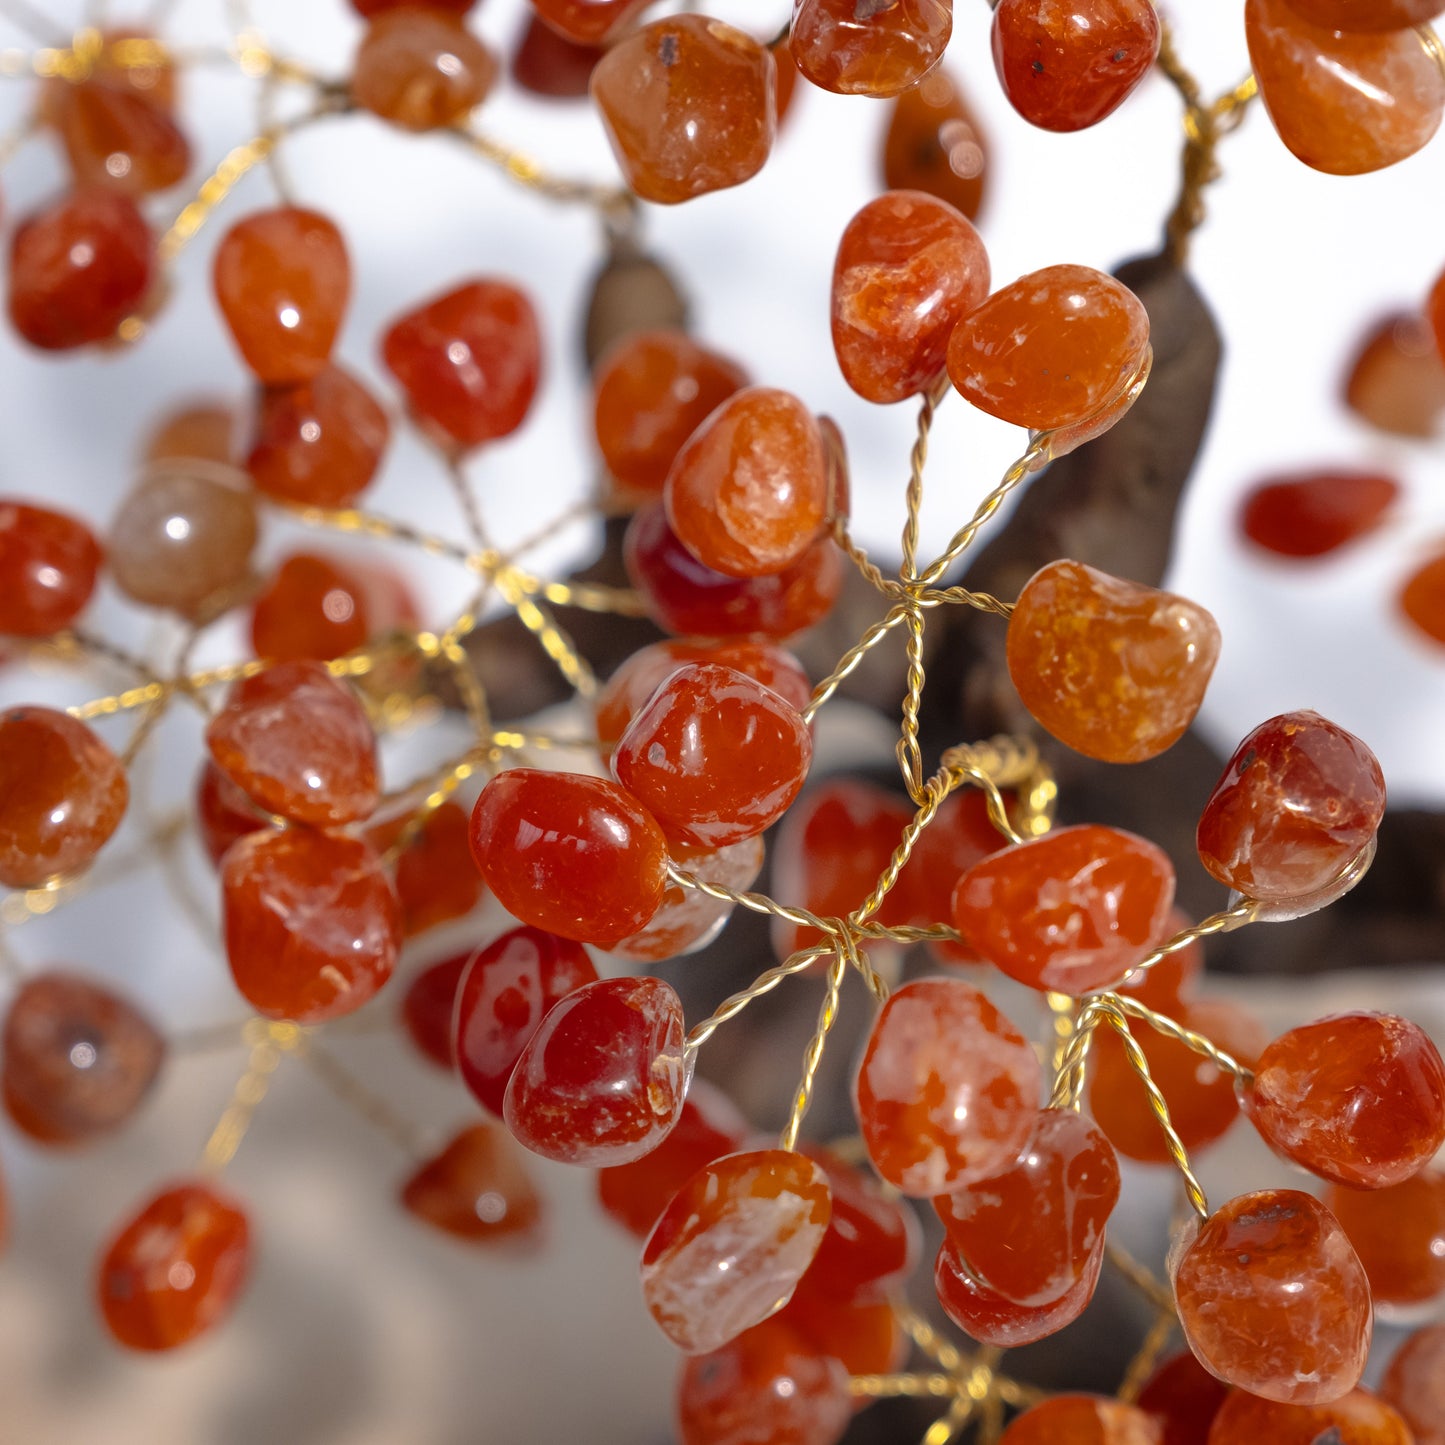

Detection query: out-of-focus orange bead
(948, 265), (1150, 432)
(1344, 312), (1445, 439)
(48, 79), (190, 195)
(996, 1394), (1158, 1443)
(1401, 550), (1445, 646)
(511, 14), (602, 97)
(0, 500), (101, 637)
(1239, 470), (1399, 558)
(771, 35), (802, 125)
(213, 207), (349, 385)
(882, 66), (988, 221)
(591, 15), (777, 205)
(401, 1123), (543, 1245)
(1136, 1350), (1229, 1445)
(251, 551), (417, 664)
(792, 0), (952, 97)
(195, 760), (268, 868)
(935, 1236), (1103, 1348)
(1246, 0), (1445, 175)
(1431, 268), (1445, 365)
(1207, 1388), (1413, 1445)
(530, 0), (647, 44)
(352, 8), (497, 130)
(1383, 1325), (1445, 1445)
(378, 799), (486, 937)
(1327, 1169), (1445, 1308)
(143, 401), (236, 464)
(1286, 0), (1444, 26)
(832, 190), (989, 405)
(399, 951), (468, 1068)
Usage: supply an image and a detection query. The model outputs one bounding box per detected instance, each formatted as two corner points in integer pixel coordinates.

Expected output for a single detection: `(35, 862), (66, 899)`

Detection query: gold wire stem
(199, 1019), (303, 1174)
(778, 942), (852, 1151)
(682, 943), (833, 1056)
(1120, 897), (1259, 983)
(1108, 994), (1254, 1083)
(1118, 1309), (1176, 1404)
(896, 604), (929, 804)
(1048, 998), (1107, 1111)
(896, 1304), (964, 1374)
(852, 1373), (957, 1400)
(1107, 1239), (1177, 1316)
(299, 1037), (431, 1159)
(1047, 990), (1077, 1076)
(802, 605), (909, 723)
(451, 125), (636, 216)
(921, 1394), (976, 1445)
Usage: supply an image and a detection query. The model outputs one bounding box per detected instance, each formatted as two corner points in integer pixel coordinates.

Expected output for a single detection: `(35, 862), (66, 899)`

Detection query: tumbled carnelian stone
(953, 824), (1175, 995)
(832, 190), (990, 405)
(531, 0), (647, 44)
(1250, 1011), (1445, 1188)
(222, 828), (402, 1022)
(0, 500), (101, 637)
(902, 788), (1011, 942)
(643, 1148), (832, 1354)
(8, 190), (154, 351)
(0, 707), (128, 888)
(195, 761), (268, 868)
(935, 1108), (1119, 1307)
(206, 661), (379, 827)
(352, 9), (497, 130)
(1240, 470), (1399, 558)
(251, 551), (416, 663)
(1327, 1169), (1445, 1307)
(594, 330), (748, 499)
(1197, 711), (1386, 903)
(453, 926), (597, 1115)
(779, 1290), (906, 1380)
(591, 15), (776, 206)
(49, 80), (189, 196)
(1287, 0), (1444, 26)
(1401, 551), (1445, 646)
(936, 1235), (1103, 1348)
(855, 977), (1041, 1197)
(801, 1147), (919, 1303)
(144, 400), (236, 465)
(882, 66), (988, 222)
(613, 662), (813, 849)
(470, 769), (667, 945)
(1136, 1351), (1229, 1445)
(213, 208), (349, 385)
(2, 973), (164, 1145)
(401, 1122), (543, 1245)
(949, 265), (1150, 432)
(505, 974), (687, 1165)
(388, 800), (485, 937)
(511, 14), (602, 97)
(992, 0), (1160, 133)
(998, 1394), (1159, 1444)
(1246, 0), (1445, 176)
(1383, 1325), (1445, 1445)
(625, 503), (842, 639)
(97, 1181), (250, 1351)
(400, 951), (469, 1068)
(792, 0), (953, 98)
(1173, 1188), (1371, 1405)
(1007, 560), (1221, 764)
(381, 279), (541, 450)
(1207, 1388), (1413, 1445)
(1345, 312), (1445, 439)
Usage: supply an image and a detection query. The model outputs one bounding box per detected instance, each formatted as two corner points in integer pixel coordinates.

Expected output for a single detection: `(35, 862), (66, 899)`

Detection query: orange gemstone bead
(511, 15), (602, 97)
(222, 828), (402, 1022)
(612, 662), (813, 848)
(1401, 551), (1445, 646)
(1007, 560), (1221, 764)
(642, 1148), (832, 1354)
(251, 551), (416, 663)
(791, 0), (953, 97)
(399, 951), (470, 1068)
(1327, 1169), (1445, 1307)
(997, 1395), (1160, 1444)
(206, 661), (379, 827)
(1431, 268), (1445, 364)
(0, 500), (101, 636)
(935, 1235), (1103, 1347)
(832, 190), (990, 405)
(401, 1123), (543, 1245)
(385, 799), (485, 937)
(470, 770), (667, 944)
(777, 1291), (906, 1380)
(882, 66), (988, 221)
(2, 973), (164, 1145)
(1286, 0), (1444, 25)
(1207, 1388), (1413, 1445)
(953, 824), (1175, 994)
(949, 265), (1150, 431)
(49, 77), (190, 195)
(992, 0), (1160, 133)
(352, 9), (497, 130)
(1197, 711), (1386, 903)
(195, 760), (268, 867)
(1383, 1325), (1445, 1445)
(213, 208), (349, 384)
(1173, 1188), (1371, 1405)
(801, 1148), (920, 1304)
(1136, 1351), (1228, 1445)
(1345, 312), (1445, 439)
(593, 330), (748, 499)
(1246, 0), (1445, 175)
(97, 1181), (250, 1351)
(855, 977), (1041, 1196)
(144, 400), (236, 464)
(591, 15), (777, 205)
(1240, 470), (1399, 558)
(0, 707), (128, 888)
(381, 279), (541, 449)
(531, 0), (647, 44)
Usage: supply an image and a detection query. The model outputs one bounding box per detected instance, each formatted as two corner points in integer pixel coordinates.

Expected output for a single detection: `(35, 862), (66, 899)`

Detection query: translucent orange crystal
(1239, 470), (1399, 558)
(882, 66), (988, 221)
(1344, 312), (1445, 439)
(401, 1123), (543, 1245)
(1401, 550), (1445, 646)
(352, 8), (497, 130)
(791, 0), (953, 98)
(1326, 1169), (1445, 1306)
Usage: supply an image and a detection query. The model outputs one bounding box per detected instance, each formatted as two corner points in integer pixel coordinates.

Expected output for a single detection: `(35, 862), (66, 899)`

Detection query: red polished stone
(1432, 267), (1445, 366)
(400, 1123), (543, 1245)
(936, 1234), (1103, 1347)
(0, 707), (129, 888)
(1240, 470), (1399, 558)
(8, 190), (154, 351)
(992, 0), (1160, 133)
(0, 500), (102, 637)
(386, 799), (486, 937)
(792, 0), (953, 97)
(400, 951), (470, 1069)
(1118, 907), (1205, 1012)
(49, 78), (190, 195)
(953, 824), (1175, 995)
(999, 1395), (1161, 1444)
(613, 662), (812, 849)
(97, 1181), (250, 1351)
(903, 788), (1012, 944)
(1401, 551), (1445, 647)
(1327, 1169), (1445, 1307)
(625, 502), (842, 640)
(250, 551), (417, 664)
(206, 661), (379, 827)
(381, 279), (542, 450)
(531, 0), (647, 44)
(1172, 1188), (1372, 1405)
(213, 207), (349, 385)
(642, 1148), (832, 1354)
(1286, 0), (1444, 25)
(194, 760), (268, 868)
(1207, 1388), (1413, 1445)
(1197, 711), (1386, 903)
(934, 1107), (1119, 1307)
(800, 1147), (919, 1304)
(221, 828), (402, 1023)
(1382, 1324), (1445, 1445)
(1250, 1011), (1445, 1188)
(882, 66), (988, 222)
(778, 1290), (906, 1380)
(1137, 1351), (1229, 1445)
(854, 977), (1041, 1196)
(2, 972), (164, 1145)
(352, 9), (497, 131)
(1345, 311), (1445, 439)
(832, 190), (989, 404)
(511, 14), (602, 98)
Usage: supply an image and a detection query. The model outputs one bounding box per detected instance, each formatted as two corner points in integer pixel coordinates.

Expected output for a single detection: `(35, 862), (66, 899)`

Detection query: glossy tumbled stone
(400, 1123), (543, 1245)
(1383, 1325), (1445, 1445)
(352, 8), (497, 130)
(779, 1291), (905, 1380)
(1240, 470), (1399, 558)
(1207, 1388), (1413, 1445)
(511, 14), (602, 97)
(997, 1394), (1160, 1443)
(1327, 1169), (1445, 1307)
(1007, 560), (1221, 763)
(1344, 313), (1445, 439)
(1197, 711), (1386, 903)
(800, 1146), (920, 1306)
(97, 1181), (250, 1351)
(883, 66), (987, 222)
(221, 828), (402, 1022)
(2, 973), (164, 1145)
(195, 760), (268, 868)
(591, 15), (776, 205)
(642, 1148), (832, 1353)
(948, 265), (1151, 431)
(831, 190), (989, 404)
(250, 551), (416, 663)
(384, 799), (485, 937)
(935, 1235), (1103, 1348)
(1246, 0), (1445, 176)
(1286, 0), (1444, 25)
(953, 824), (1175, 994)
(1136, 1350), (1229, 1445)
(399, 952), (470, 1068)
(792, 0), (952, 97)
(0, 500), (101, 637)
(48, 78), (190, 196)
(1172, 1188), (1371, 1405)
(0, 707), (128, 888)
(854, 977), (1041, 1196)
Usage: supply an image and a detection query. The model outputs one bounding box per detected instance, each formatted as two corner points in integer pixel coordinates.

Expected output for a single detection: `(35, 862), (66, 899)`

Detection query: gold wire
(1119, 897), (1259, 983)
(778, 940), (851, 1151)
(1110, 993), (1254, 1083)
(1118, 1309), (1176, 1404)
(199, 1019), (303, 1174)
